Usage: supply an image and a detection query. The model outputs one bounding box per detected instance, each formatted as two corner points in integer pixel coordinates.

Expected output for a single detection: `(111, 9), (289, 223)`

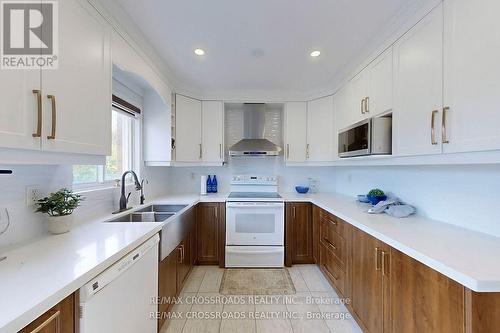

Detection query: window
(73, 108), (139, 188)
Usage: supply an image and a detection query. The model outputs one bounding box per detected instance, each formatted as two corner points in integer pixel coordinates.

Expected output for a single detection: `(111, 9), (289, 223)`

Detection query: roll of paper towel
(200, 175), (207, 195)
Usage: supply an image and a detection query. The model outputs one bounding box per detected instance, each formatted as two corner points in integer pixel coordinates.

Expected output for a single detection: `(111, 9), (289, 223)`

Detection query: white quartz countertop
(0, 221), (162, 333)
(281, 192), (500, 292)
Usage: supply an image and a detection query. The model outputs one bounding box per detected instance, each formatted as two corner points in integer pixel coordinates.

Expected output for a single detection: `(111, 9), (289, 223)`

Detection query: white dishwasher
(80, 234), (159, 333)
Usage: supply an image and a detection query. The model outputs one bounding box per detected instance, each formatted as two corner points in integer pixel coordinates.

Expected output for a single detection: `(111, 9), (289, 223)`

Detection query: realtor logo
(1, 0), (58, 69)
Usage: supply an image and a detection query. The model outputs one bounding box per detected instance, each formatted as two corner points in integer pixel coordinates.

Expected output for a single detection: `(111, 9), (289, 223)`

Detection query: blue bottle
(206, 175), (213, 193)
(213, 175), (218, 193)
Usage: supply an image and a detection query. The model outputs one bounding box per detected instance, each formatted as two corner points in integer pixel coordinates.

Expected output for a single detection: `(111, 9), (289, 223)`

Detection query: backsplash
(333, 165), (500, 237)
(0, 164), (169, 251)
(164, 157), (336, 194)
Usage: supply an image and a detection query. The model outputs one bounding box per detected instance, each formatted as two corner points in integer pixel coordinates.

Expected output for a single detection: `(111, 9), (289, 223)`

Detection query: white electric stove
(225, 175), (284, 268)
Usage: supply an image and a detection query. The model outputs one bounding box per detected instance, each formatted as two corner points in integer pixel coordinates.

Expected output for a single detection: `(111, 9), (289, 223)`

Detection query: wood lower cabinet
(312, 205), (321, 263)
(197, 203), (222, 265)
(286, 202), (314, 265)
(19, 293), (77, 333)
(390, 249), (465, 333)
(158, 249), (179, 332)
(319, 210), (351, 299)
(351, 227), (390, 333)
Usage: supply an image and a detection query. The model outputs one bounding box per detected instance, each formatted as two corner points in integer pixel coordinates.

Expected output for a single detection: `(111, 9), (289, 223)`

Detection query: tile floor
(160, 265), (363, 333)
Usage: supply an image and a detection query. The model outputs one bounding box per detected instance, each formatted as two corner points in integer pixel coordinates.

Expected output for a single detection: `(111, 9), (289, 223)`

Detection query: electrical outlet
(26, 185), (41, 207)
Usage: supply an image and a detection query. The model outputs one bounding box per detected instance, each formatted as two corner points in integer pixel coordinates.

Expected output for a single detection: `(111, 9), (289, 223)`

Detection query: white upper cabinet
(334, 84), (353, 132)
(442, 0), (500, 153)
(367, 48), (393, 117)
(0, 0), (111, 156)
(351, 70), (369, 124)
(306, 95), (335, 162)
(175, 95), (202, 162)
(41, 0), (111, 155)
(0, 68), (41, 151)
(201, 101), (224, 163)
(393, 3), (443, 156)
(284, 102), (307, 162)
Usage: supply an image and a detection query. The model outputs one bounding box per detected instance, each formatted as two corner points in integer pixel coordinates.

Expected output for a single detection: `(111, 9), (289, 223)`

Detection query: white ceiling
(115, 0), (430, 99)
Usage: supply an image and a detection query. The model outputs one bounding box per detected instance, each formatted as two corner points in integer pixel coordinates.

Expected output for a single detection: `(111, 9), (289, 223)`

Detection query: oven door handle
(226, 247), (284, 254)
(226, 202), (284, 208)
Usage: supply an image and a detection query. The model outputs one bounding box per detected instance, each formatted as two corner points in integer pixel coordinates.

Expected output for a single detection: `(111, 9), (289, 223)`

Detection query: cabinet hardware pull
(431, 110), (438, 145)
(442, 106), (450, 144)
(219, 143), (222, 159)
(322, 216), (337, 226)
(365, 97), (370, 113)
(293, 206), (296, 219)
(47, 95), (56, 140)
(29, 310), (60, 333)
(32, 90), (42, 138)
(374, 247), (381, 271)
(323, 237), (337, 250)
(306, 144), (310, 159)
(360, 98), (365, 114)
(199, 143), (202, 159)
(215, 207), (218, 220)
(286, 144), (290, 159)
(177, 246), (183, 263)
(381, 251), (388, 276)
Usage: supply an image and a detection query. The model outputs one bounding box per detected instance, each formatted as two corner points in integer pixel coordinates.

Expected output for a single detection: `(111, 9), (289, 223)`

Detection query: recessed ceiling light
(310, 50), (321, 57)
(194, 48), (205, 56)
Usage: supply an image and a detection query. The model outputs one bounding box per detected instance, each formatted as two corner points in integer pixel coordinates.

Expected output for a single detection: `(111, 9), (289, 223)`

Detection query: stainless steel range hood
(228, 103), (282, 156)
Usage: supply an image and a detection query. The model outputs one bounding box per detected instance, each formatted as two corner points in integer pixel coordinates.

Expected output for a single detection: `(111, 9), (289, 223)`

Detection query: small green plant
(368, 188), (385, 197)
(35, 188), (84, 217)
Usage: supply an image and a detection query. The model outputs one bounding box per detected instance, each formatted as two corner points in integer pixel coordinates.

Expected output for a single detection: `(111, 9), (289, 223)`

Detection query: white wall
(0, 164), (169, 251)
(333, 165), (500, 237)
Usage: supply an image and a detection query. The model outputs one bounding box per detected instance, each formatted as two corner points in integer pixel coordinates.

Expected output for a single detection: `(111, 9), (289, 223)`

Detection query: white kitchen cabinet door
(393, 3), (443, 156)
(334, 84), (352, 132)
(368, 48), (393, 116)
(351, 71), (369, 124)
(201, 100), (224, 162)
(306, 95), (334, 162)
(42, 0), (111, 155)
(284, 102), (307, 162)
(0, 70), (42, 151)
(443, 0), (500, 153)
(175, 94), (202, 162)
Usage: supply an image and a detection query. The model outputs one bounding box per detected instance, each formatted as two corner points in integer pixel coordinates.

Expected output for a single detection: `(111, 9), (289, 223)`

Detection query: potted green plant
(35, 188), (84, 234)
(367, 188), (387, 205)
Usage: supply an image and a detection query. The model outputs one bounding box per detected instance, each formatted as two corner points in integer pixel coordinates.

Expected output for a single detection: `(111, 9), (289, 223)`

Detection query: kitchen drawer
(320, 210), (348, 239)
(320, 243), (347, 297)
(320, 219), (347, 268)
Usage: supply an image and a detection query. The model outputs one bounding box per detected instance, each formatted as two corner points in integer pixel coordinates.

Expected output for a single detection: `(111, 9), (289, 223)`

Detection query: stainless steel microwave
(338, 117), (392, 158)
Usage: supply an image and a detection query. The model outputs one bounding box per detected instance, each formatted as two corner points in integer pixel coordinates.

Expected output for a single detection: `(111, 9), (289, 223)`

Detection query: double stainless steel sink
(105, 203), (194, 261)
(107, 204), (187, 223)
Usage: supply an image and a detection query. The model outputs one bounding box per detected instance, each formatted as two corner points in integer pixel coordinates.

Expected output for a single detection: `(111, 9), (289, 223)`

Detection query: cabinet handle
(293, 206), (296, 219)
(381, 250), (389, 276)
(322, 216), (337, 226)
(215, 206), (218, 220)
(47, 95), (57, 140)
(431, 110), (438, 145)
(306, 144), (310, 159)
(442, 106), (450, 144)
(322, 237), (337, 250)
(199, 143), (202, 159)
(374, 247), (381, 271)
(360, 98), (365, 114)
(219, 143), (222, 159)
(177, 246), (183, 264)
(32, 90), (42, 138)
(286, 144), (290, 159)
(365, 96), (370, 113)
(29, 310), (60, 333)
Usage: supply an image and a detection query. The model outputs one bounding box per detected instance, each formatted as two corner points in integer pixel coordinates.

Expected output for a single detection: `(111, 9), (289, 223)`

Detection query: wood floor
(160, 265), (362, 333)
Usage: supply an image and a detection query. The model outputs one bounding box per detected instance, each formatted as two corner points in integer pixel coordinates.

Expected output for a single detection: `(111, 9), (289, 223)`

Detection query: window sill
(73, 183), (135, 195)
